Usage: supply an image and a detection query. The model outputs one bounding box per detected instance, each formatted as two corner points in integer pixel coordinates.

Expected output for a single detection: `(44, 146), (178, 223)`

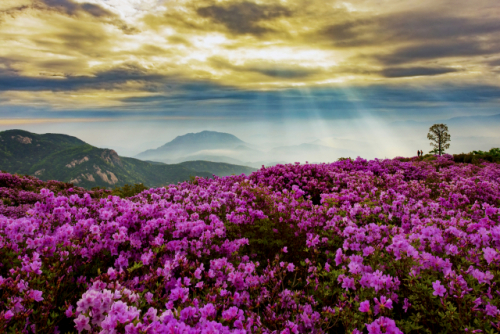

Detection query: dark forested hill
(0, 130), (256, 189)
(0, 129), (87, 174)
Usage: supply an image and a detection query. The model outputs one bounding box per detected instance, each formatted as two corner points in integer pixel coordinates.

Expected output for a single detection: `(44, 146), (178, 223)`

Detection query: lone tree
(427, 123), (450, 156)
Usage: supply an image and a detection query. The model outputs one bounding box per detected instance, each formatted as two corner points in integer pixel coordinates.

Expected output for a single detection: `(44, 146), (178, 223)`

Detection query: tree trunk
(438, 133), (442, 156)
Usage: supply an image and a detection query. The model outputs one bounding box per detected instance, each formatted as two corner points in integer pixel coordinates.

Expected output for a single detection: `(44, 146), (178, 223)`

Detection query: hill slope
(0, 130), (256, 189)
(0, 129), (87, 174)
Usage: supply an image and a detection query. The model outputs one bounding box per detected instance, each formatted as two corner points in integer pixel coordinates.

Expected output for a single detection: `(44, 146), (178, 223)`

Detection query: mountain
(0, 130), (257, 189)
(0, 129), (87, 174)
(162, 154), (248, 166)
(134, 130), (362, 166)
(135, 131), (246, 161)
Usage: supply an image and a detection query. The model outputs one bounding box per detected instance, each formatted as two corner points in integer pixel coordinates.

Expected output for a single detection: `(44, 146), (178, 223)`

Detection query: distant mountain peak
(166, 131), (244, 145)
(135, 130), (246, 160)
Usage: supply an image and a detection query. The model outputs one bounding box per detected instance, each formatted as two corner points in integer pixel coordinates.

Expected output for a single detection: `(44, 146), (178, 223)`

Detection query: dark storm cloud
(0, 4), (31, 18)
(318, 10), (500, 48)
(380, 66), (460, 78)
(382, 12), (500, 41)
(196, 1), (291, 36)
(39, 0), (113, 17)
(319, 18), (376, 48)
(0, 65), (167, 92)
(0, 0), (136, 34)
(375, 40), (500, 65)
(252, 67), (317, 79)
(316, 9), (500, 67)
(487, 58), (500, 66)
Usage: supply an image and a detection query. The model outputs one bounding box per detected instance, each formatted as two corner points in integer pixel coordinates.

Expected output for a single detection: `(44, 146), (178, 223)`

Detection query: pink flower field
(1, 155), (500, 333)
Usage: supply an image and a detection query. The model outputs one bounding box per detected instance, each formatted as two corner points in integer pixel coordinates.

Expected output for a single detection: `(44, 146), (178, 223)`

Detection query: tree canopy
(427, 124), (451, 156)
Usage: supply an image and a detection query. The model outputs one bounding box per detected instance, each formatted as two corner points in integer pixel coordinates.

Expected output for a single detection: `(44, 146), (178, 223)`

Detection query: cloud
(121, 83), (500, 113)
(1, 0), (500, 114)
(375, 40), (500, 65)
(209, 56), (320, 79)
(0, 64), (168, 91)
(39, 0), (112, 17)
(167, 35), (192, 46)
(2, 78), (500, 125)
(380, 66), (460, 78)
(487, 58), (500, 66)
(316, 8), (500, 47)
(196, 1), (291, 36)
(0, 0), (136, 34)
(318, 16), (377, 48)
(0, 0), (115, 18)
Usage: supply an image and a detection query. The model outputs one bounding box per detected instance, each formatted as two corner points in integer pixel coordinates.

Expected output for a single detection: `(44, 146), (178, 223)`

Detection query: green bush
(110, 183), (149, 198)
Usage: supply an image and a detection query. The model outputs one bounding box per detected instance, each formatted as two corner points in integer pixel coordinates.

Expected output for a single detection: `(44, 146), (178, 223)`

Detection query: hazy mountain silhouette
(135, 131), (246, 161)
(135, 130), (360, 165)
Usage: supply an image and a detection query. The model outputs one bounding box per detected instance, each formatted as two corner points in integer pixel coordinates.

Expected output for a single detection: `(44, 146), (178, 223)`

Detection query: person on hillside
(417, 150), (420, 157)
(420, 150), (423, 157)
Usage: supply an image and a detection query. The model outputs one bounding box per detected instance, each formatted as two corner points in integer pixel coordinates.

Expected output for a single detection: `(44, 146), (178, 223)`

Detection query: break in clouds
(0, 0), (499, 158)
(0, 0), (499, 109)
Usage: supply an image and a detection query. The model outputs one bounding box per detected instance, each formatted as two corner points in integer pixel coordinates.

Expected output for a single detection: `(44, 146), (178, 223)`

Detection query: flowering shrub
(0, 172), (110, 218)
(0, 156), (499, 333)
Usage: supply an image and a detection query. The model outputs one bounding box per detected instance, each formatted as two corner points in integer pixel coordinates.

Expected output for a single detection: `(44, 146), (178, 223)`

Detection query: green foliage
(453, 148), (500, 164)
(473, 148), (500, 156)
(111, 183), (149, 198)
(427, 124), (451, 156)
(429, 147), (445, 155)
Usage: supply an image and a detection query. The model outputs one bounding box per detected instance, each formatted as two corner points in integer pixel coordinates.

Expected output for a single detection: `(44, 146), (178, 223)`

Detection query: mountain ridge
(0, 130), (257, 189)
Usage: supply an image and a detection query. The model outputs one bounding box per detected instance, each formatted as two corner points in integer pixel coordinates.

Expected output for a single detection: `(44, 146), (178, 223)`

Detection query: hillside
(0, 130), (257, 189)
(0, 129), (87, 174)
(2, 156), (500, 333)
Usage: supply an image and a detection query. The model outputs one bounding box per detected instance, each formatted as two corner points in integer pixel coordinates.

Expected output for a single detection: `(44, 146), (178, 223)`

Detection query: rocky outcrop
(69, 173), (96, 184)
(101, 150), (123, 167)
(66, 156), (89, 168)
(34, 169), (45, 176)
(11, 135), (32, 144)
(82, 173), (95, 182)
(94, 165), (119, 185)
(69, 177), (80, 184)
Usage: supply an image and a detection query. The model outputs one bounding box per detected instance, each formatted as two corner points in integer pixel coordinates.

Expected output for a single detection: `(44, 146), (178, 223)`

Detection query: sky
(0, 0), (499, 159)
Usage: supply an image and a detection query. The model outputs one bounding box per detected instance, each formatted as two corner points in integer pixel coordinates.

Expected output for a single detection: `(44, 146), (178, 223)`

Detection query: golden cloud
(0, 0), (499, 109)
